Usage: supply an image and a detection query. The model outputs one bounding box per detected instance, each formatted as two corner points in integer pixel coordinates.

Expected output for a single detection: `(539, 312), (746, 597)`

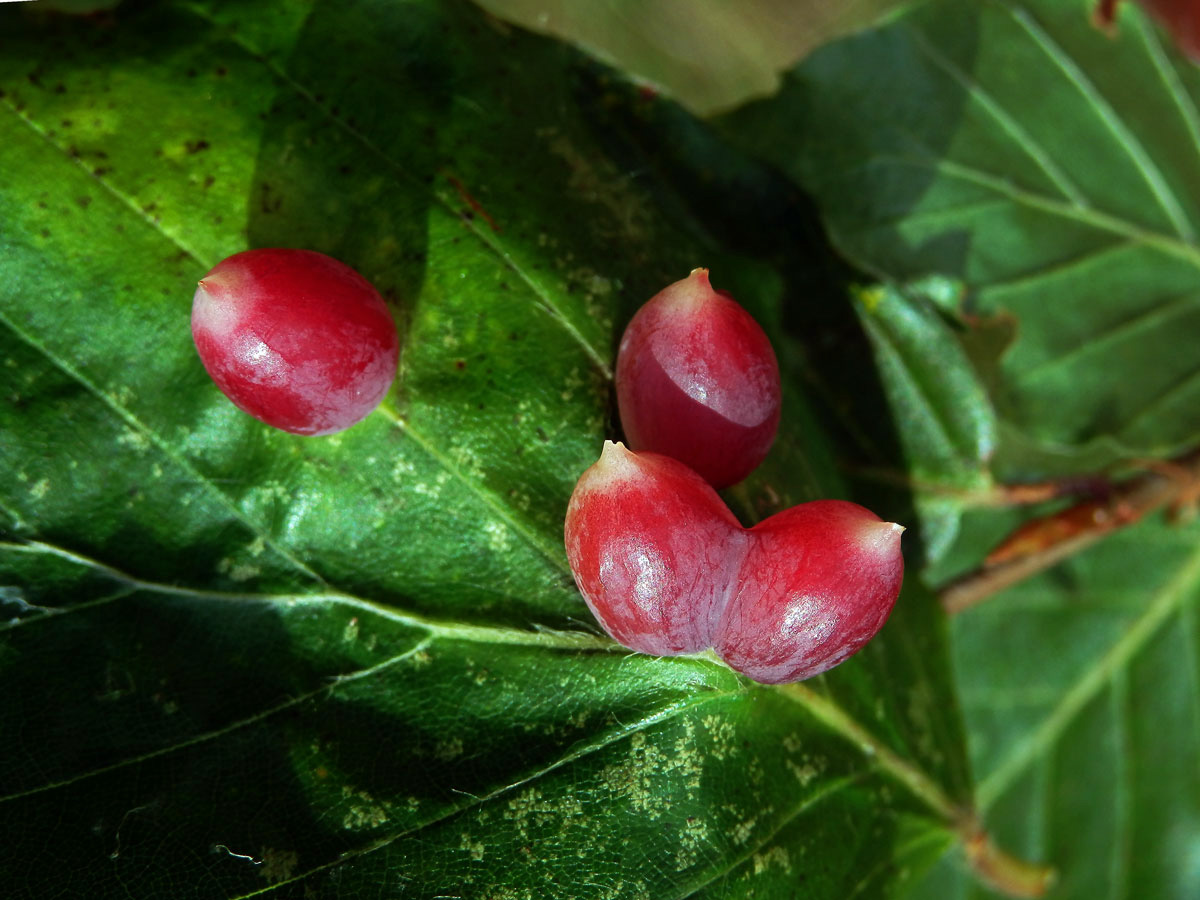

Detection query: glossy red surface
(615, 269), (780, 489)
(565, 444), (904, 682)
(714, 501), (904, 684)
(191, 249), (399, 435)
(564, 442), (743, 655)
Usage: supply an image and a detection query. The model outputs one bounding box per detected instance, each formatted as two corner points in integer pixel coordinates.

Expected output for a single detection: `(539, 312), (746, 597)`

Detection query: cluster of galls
(566, 270), (904, 684)
(189, 253), (904, 684)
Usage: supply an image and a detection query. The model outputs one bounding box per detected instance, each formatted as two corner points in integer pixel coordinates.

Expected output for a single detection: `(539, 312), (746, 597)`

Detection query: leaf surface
(0, 1), (972, 897)
(712, 2), (1200, 896)
(720, 0), (1200, 465)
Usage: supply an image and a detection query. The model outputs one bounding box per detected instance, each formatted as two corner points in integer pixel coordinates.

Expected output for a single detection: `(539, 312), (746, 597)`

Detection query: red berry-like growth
(615, 269), (781, 489)
(191, 249), (399, 436)
(564, 443), (744, 655)
(714, 501), (905, 683)
(564, 442), (904, 683)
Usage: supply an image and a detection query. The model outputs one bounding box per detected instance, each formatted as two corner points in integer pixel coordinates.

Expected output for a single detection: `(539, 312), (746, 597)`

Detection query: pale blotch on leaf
(753, 845), (791, 876)
(701, 714), (738, 761)
(459, 833), (485, 861)
(504, 787), (584, 842)
(28, 478), (49, 500)
(217, 556), (261, 582)
(786, 758), (822, 788)
(434, 737), (464, 762)
(484, 520), (511, 552)
(340, 786), (389, 831)
(674, 816), (710, 871)
(116, 427), (151, 453)
(257, 847), (299, 883)
(731, 812), (765, 846)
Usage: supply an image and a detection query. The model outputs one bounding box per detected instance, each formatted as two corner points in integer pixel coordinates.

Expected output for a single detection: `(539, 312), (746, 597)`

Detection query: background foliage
(1, 0), (1197, 898)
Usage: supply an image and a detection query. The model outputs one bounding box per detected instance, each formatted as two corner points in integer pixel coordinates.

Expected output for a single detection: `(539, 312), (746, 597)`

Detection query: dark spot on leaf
(187, 69), (197, 78)
(61, 119), (72, 128)
(143, 202), (157, 213)
(508, 332), (520, 341)
(185, 139), (210, 154)
(476, 403), (485, 410)
(259, 184), (282, 214)
(67, 145), (80, 158)
(40, 228), (49, 238)
(203, 175), (215, 189)
(93, 166), (111, 176)
(536, 427), (548, 442)
(215, 66), (228, 77)
(338, 164), (351, 175)
(26, 71), (42, 88)
(460, 210), (475, 222)
(53, 83), (66, 94)
(76, 196), (91, 209)
(455, 360), (466, 371)
(499, 282), (510, 290)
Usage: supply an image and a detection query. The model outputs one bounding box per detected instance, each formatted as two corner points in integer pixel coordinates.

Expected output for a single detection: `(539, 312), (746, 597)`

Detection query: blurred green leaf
(854, 280), (997, 563)
(0, 1), (975, 897)
(719, 0), (1200, 470)
(709, 1), (1200, 897)
(913, 513), (1200, 899)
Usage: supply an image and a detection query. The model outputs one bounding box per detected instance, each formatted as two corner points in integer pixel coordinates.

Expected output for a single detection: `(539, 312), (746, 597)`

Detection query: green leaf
(912, 513), (1200, 899)
(719, 0), (1200, 467)
(854, 280), (997, 562)
(0, 1), (976, 897)
(708, 1), (1200, 896)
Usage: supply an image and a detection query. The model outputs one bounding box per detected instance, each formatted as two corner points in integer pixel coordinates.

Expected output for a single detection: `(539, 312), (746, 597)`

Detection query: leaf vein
(1008, 4), (1195, 241)
(1137, 15), (1200, 170)
(179, 0), (613, 379)
(977, 539), (1200, 809)
(1019, 289), (1200, 382)
(0, 313), (326, 587)
(908, 23), (1087, 207)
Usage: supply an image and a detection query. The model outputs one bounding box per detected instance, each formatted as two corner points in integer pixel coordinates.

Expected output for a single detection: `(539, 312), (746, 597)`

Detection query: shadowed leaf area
(0, 0), (978, 898)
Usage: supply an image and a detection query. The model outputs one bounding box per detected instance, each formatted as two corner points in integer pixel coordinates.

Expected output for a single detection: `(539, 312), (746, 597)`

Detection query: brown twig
(941, 449), (1200, 615)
